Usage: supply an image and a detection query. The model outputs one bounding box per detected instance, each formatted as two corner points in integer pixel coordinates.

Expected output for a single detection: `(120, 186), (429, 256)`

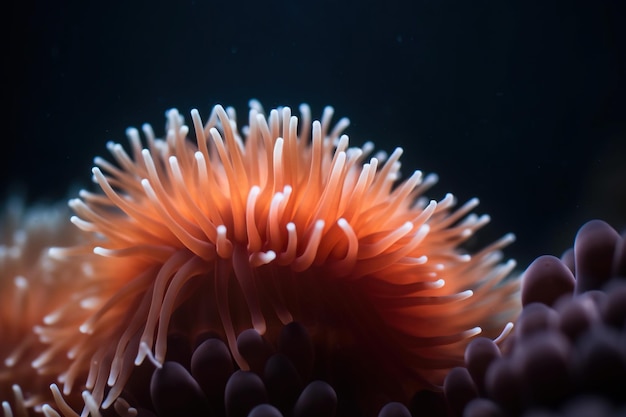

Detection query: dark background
(4, 0), (626, 270)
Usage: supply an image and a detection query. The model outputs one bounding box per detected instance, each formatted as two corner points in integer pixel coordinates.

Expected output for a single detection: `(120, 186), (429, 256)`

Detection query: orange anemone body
(40, 101), (520, 412)
(0, 202), (95, 415)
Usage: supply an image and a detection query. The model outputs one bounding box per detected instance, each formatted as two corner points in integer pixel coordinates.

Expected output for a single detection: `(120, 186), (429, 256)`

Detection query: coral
(444, 219), (626, 417)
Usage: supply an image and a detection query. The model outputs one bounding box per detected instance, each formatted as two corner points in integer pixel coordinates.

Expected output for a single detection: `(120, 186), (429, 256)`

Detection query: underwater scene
(3, 1), (625, 416)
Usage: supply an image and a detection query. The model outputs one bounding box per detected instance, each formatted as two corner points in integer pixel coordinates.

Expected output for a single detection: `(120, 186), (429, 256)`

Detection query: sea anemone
(0, 199), (96, 415)
(39, 101), (520, 415)
(443, 219), (626, 417)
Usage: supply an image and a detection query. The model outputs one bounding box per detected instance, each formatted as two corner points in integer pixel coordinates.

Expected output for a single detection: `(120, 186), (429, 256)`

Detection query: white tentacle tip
(460, 290), (474, 299)
(47, 247), (65, 259)
(41, 404), (61, 417)
(493, 322), (514, 345)
(136, 341), (162, 369)
(431, 279), (445, 289)
(79, 322), (93, 334)
(467, 327), (482, 337)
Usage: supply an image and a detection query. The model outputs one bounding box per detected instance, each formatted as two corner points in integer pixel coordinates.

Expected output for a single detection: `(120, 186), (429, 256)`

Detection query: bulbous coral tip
(612, 230), (626, 278)
(464, 337), (501, 393)
(292, 381), (337, 417)
(377, 402), (411, 417)
(515, 302), (559, 339)
(224, 371), (268, 417)
(521, 255), (575, 307)
(517, 332), (572, 406)
(248, 404), (283, 417)
(462, 398), (502, 417)
(574, 219), (621, 294)
(277, 322), (315, 381)
(150, 362), (210, 416)
(190, 338), (234, 402)
(443, 367), (478, 417)
(484, 358), (522, 413)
